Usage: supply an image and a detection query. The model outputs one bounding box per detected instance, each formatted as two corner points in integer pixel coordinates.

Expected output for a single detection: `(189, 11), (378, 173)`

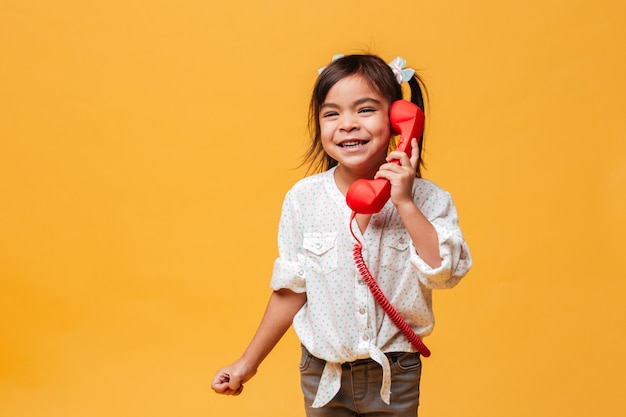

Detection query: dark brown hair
(302, 54), (428, 177)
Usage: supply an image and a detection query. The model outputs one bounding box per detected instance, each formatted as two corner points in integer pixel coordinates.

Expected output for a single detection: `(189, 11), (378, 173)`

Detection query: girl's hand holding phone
(376, 138), (420, 208)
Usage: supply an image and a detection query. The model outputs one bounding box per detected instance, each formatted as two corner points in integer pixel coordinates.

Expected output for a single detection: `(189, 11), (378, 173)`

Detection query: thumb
(227, 374), (242, 391)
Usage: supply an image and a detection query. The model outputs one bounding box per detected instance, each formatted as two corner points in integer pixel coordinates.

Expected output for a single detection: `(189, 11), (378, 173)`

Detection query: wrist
(394, 199), (417, 213)
(239, 350), (262, 369)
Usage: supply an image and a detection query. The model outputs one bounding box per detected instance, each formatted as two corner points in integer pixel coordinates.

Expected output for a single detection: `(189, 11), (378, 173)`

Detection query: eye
(321, 111), (339, 119)
(358, 107), (376, 114)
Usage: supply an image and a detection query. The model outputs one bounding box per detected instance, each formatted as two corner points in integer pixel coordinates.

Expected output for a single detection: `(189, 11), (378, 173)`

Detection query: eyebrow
(320, 97), (383, 110)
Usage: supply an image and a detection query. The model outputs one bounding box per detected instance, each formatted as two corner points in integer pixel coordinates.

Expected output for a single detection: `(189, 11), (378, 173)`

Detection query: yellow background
(1, 1), (625, 416)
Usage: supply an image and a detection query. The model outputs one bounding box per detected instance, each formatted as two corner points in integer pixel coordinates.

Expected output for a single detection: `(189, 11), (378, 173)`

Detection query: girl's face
(319, 74), (391, 181)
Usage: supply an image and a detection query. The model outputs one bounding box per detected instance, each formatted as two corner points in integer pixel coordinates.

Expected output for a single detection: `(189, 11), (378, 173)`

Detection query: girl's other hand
(211, 360), (257, 396)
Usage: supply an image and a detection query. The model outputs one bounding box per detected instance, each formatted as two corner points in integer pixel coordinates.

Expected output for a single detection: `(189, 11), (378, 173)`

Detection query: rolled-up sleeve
(269, 190), (307, 293)
(410, 186), (472, 289)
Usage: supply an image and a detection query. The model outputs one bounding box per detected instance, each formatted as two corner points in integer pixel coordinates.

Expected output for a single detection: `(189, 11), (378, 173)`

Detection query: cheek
(319, 124), (339, 157)
(319, 122), (334, 143)
(371, 117), (391, 138)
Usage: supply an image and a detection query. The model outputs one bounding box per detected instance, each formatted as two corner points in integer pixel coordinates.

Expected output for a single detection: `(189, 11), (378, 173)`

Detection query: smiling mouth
(340, 140), (368, 148)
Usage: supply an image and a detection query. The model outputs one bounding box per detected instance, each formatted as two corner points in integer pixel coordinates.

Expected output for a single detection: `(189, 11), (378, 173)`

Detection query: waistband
(343, 351), (420, 368)
(302, 345), (419, 367)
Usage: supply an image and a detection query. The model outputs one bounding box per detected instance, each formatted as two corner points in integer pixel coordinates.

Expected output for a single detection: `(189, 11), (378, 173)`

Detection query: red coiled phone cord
(349, 211), (431, 357)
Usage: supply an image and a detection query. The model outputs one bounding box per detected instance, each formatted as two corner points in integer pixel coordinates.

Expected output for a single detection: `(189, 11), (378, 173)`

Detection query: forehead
(323, 74), (387, 105)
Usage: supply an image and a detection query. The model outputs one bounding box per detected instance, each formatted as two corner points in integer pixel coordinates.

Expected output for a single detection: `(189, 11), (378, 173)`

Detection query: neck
(333, 165), (378, 195)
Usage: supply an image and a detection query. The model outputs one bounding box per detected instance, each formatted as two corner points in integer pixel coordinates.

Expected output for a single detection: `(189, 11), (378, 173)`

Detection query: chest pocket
(303, 233), (338, 275)
(382, 233), (410, 272)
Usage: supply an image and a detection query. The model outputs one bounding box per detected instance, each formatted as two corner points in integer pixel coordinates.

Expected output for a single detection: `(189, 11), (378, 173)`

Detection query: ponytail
(408, 75), (428, 178)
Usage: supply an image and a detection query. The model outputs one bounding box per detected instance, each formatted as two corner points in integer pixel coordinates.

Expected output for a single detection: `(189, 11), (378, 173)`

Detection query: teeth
(341, 141), (365, 148)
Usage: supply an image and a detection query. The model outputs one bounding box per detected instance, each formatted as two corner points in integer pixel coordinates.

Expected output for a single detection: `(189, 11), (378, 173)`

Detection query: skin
(211, 74), (441, 397)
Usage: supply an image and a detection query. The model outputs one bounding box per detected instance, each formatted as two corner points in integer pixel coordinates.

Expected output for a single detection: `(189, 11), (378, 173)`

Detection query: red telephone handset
(345, 99), (431, 357)
(346, 100), (425, 214)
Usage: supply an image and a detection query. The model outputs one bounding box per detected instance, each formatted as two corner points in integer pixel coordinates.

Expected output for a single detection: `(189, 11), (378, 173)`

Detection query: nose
(339, 113), (359, 132)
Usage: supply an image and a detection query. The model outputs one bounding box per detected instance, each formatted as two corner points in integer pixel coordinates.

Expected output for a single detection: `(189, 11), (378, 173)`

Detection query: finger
(211, 371), (228, 390)
(387, 150), (411, 166)
(409, 138), (419, 168)
(211, 380), (232, 394)
(211, 371), (242, 395)
(212, 380), (243, 396)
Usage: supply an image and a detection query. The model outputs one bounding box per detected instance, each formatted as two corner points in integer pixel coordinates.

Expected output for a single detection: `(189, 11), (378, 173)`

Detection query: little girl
(212, 54), (472, 416)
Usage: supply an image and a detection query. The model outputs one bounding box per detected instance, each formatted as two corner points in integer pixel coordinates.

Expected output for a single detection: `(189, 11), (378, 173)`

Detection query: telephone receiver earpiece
(345, 100), (425, 214)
